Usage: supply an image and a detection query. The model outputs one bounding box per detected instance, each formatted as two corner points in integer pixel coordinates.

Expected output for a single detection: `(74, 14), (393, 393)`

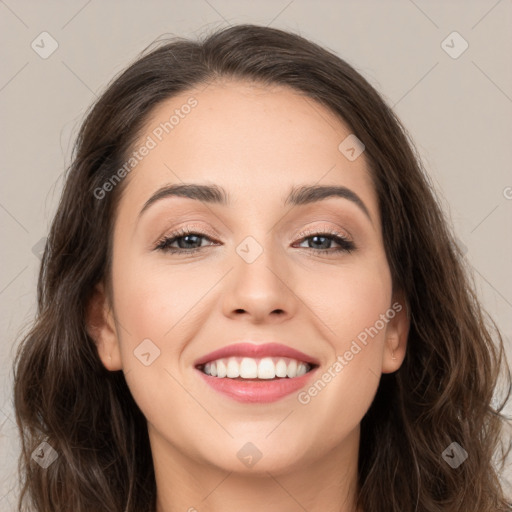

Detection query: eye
(154, 227), (218, 254)
(293, 229), (356, 254)
(154, 226), (356, 256)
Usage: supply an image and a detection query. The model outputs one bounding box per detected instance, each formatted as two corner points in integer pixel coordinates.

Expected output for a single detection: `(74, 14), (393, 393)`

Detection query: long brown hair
(13, 23), (511, 511)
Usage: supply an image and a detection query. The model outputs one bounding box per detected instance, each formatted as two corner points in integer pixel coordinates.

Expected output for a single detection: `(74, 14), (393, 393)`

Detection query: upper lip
(194, 342), (320, 368)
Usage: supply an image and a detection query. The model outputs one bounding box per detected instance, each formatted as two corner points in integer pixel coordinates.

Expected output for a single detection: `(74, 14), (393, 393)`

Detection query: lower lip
(195, 367), (318, 403)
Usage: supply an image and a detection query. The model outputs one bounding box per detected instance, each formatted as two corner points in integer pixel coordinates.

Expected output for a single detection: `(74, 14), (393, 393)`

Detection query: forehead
(117, 79), (378, 222)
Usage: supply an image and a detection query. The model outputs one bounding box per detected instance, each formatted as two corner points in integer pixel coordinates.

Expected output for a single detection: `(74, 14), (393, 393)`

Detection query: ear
(381, 289), (410, 374)
(85, 282), (123, 371)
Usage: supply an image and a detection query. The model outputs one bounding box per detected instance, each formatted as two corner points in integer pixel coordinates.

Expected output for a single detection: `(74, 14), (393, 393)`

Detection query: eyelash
(154, 226), (356, 256)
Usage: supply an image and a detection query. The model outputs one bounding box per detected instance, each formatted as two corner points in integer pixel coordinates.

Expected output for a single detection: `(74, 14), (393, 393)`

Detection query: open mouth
(196, 356), (319, 380)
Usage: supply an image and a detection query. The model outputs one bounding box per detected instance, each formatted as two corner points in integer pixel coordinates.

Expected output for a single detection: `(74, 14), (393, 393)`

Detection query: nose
(221, 239), (298, 324)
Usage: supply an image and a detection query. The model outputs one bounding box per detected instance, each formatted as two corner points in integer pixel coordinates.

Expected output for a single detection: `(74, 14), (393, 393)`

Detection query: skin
(86, 79), (410, 512)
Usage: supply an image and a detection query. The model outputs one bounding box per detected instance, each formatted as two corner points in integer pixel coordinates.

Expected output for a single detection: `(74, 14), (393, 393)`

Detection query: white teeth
(226, 358), (239, 378)
(257, 357), (275, 379)
(296, 363), (307, 376)
(240, 357), (258, 378)
(216, 359), (227, 378)
(200, 356), (312, 379)
(275, 359), (288, 377)
(286, 359), (297, 378)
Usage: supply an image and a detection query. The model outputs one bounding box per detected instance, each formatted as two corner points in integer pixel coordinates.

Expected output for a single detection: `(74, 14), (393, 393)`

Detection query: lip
(193, 342), (320, 368)
(193, 342), (320, 404)
(196, 366), (319, 403)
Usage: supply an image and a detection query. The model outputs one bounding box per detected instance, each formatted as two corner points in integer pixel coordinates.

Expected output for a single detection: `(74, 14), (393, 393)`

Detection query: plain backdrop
(1, 1), (511, 509)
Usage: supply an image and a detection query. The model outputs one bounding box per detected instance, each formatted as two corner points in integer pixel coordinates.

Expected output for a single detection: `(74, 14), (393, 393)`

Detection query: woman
(12, 23), (511, 512)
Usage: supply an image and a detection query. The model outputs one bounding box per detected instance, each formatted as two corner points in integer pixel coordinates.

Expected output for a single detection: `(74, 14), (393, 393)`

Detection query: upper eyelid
(159, 224), (352, 242)
(295, 224), (352, 238)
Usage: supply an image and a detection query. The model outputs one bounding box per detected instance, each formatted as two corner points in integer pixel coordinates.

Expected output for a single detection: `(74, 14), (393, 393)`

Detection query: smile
(198, 356), (314, 379)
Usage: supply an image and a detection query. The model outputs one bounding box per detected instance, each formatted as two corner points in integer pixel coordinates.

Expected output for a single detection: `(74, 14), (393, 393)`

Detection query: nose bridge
(234, 230), (283, 289)
(229, 208), (279, 267)
(222, 227), (297, 320)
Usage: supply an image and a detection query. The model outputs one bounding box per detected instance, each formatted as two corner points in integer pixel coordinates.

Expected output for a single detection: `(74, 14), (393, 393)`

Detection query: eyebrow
(138, 183), (373, 224)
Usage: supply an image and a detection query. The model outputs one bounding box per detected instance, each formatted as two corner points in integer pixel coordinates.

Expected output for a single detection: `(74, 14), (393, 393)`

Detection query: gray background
(1, 0), (511, 509)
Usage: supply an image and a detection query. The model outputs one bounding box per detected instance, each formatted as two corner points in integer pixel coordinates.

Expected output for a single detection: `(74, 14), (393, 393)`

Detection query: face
(89, 79), (409, 477)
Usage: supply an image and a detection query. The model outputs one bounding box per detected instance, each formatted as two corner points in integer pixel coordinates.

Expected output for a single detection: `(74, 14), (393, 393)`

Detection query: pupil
(180, 235), (200, 249)
(311, 235), (328, 249)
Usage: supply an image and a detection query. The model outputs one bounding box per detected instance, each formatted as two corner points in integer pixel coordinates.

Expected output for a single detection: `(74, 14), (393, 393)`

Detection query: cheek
(298, 261), (392, 418)
(110, 255), (207, 433)
(298, 258), (392, 348)
(296, 257), (392, 405)
(112, 255), (205, 342)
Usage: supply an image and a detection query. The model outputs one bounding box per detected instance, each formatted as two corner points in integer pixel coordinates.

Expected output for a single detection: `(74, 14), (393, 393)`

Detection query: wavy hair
(12, 23), (511, 511)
